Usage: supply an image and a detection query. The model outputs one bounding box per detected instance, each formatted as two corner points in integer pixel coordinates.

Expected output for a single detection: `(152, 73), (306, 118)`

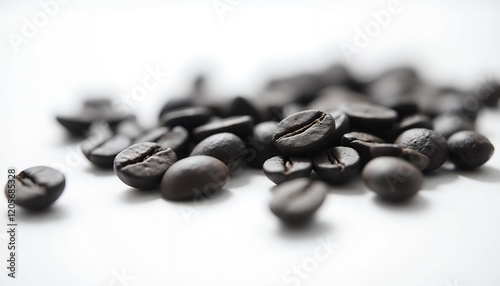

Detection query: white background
(1, 0), (500, 285)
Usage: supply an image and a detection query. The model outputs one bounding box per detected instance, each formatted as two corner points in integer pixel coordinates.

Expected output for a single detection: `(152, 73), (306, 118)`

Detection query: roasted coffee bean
(330, 111), (350, 146)
(114, 143), (177, 189)
(341, 132), (386, 164)
(5, 166), (65, 210)
(157, 126), (190, 156)
(161, 156), (230, 201)
(190, 133), (246, 173)
(267, 73), (324, 105)
(395, 128), (449, 172)
(158, 98), (194, 119)
(247, 121), (280, 168)
(448, 131), (495, 170)
(193, 116), (254, 141)
(134, 127), (171, 144)
(160, 107), (212, 130)
(308, 87), (369, 112)
(369, 143), (402, 158)
(362, 157), (423, 201)
(82, 133), (131, 168)
(273, 110), (336, 155)
(400, 148), (430, 171)
(340, 102), (398, 132)
(478, 80), (500, 107)
(398, 114), (433, 133)
(312, 146), (360, 184)
(263, 156), (312, 184)
(433, 114), (474, 139)
(56, 98), (129, 136)
(269, 178), (328, 224)
(227, 96), (264, 123)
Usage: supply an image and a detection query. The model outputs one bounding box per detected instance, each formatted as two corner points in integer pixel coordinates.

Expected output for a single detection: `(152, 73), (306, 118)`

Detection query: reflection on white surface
(1, 1), (500, 285)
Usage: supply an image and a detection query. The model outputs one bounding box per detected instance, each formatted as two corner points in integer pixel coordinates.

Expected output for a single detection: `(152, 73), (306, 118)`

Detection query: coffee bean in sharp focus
(82, 132), (132, 168)
(263, 156), (312, 185)
(312, 146), (360, 184)
(190, 133), (246, 173)
(340, 102), (398, 133)
(247, 121), (280, 168)
(161, 156), (230, 201)
(395, 128), (449, 172)
(160, 106), (212, 130)
(114, 143), (177, 190)
(273, 110), (336, 156)
(447, 131), (495, 170)
(193, 115), (254, 142)
(269, 178), (328, 224)
(362, 157), (423, 201)
(5, 166), (65, 210)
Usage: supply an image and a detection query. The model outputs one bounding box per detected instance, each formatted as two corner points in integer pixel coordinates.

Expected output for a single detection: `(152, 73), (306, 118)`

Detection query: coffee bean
(312, 146), (360, 184)
(448, 131), (495, 170)
(263, 156), (312, 184)
(161, 156), (230, 201)
(362, 157), (423, 201)
(156, 126), (190, 157)
(340, 102), (398, 132)
(478, 80), (500, 107)
(82, 133), (132, 168)
(369, 143), (402, 158)
(134, 127), (170, 144)
(5, 166), (65, 210)
(341, 132), (386, 164)
(273, 110), (336, 155)
(190, 133), (246, 173)
(158, 98), (194, 119)
(400, 148), (430, 171)
(247, 121), (280, 168)
(330, 111), (350, 145)
(114, 143), (177, 189)
(269, 178), (327, 224)
(193, 116), (254, 142)
(433, 114), (474, 139)
(227, 96), (264, 123)
(308, 87), (369, 112)
(160, 107), (212, 130)
(395, 128), (449, 172)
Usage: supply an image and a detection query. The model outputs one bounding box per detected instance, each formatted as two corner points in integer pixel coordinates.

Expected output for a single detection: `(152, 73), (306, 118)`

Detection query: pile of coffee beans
(5, 66), (498, 225)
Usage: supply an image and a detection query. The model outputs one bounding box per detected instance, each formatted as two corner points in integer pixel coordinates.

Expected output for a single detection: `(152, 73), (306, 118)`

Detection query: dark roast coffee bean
(193, 116), (254, 142)
(448, 131), (495, 170)
(114, 143), (177, 189)
(307, 87), (369, 112)
(56, 98), (130, 136)
(340, 102), (397, 132)
(263, 156), (312, 184)
(330, 111), (350, 146)
(247, 121), (280, 168)
(395, 128), (449, 172)
(5, 166), (65, 210)
(400, 148), (430, 171)
(273, 110), (336, 155)
(161, 156), (230, 201)
(82, 133), (131, 168)
(433, 114), (474, 139)
(398, 114), (433, 133)
(160, 107), (212, 129)
(190, 133), (246, 173)
(478, 80), (500, 107)
(156, 126), (190, 156)
(134, 127), (170, 144)
(269, 178), (327, 224)
(116, 118), (144, 139)
(341, 132), (385, 164)
(362, 157), (423, 201)
(158, 98), (194, 118)
(369, 143), (402, 158)
(312, 146), (360, 184)
(227, 96), (264, 123)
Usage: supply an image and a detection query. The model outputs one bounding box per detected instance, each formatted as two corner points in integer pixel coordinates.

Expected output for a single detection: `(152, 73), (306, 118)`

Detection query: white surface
(1, 1), (500, 285)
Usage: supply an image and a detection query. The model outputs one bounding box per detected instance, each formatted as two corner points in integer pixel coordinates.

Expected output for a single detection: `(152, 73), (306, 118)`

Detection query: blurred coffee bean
(340, 102), (397, 133)
(263, 156), (312, 185)
(330, 111), (350, 146)
(158, 98), (194, 119)
(433, 113), (475, 139)
(308, 87), (370, 112)
(82, 133), (132, 169)
(134, 127), (170, 144)
(227, 96), (264, 123)
(448, 131), (495, 170)
(477, 80), (500, 107)
(193, 116), (254, 142)
(247, 121), (280, 168)
(160, 107), (212, 130)
(157, 126), (190, 157)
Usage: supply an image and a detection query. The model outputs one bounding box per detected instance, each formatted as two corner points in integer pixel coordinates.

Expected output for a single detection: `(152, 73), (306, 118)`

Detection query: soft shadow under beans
(323, 175), (368, 196)
(422, 168), (459, 190)
(456, 165), (500, 183)
(16, 205), (68, 223)
(120, 188), (161, 204)
(372, 194), (430, 213)
(84, 166), (116, 177)
(276, 219), (334, 240)
(166, 188), (233, 206)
